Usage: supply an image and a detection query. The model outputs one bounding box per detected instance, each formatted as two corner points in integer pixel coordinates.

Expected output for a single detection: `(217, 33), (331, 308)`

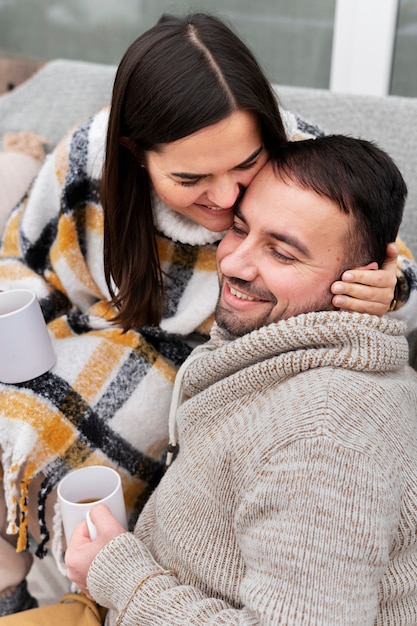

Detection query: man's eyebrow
(171, 146), (263, 179)
(234, 206), (311, 258)
(269, 231), (312, 258)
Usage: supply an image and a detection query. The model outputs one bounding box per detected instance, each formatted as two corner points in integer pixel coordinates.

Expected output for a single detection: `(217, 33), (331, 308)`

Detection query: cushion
(0, 151), (42, 234)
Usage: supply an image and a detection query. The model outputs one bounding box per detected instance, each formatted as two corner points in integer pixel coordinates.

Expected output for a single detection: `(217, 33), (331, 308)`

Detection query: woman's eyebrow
(171, 171), (206, 180)
(236, 146), (263, 168)
(171, 146), (263, 179)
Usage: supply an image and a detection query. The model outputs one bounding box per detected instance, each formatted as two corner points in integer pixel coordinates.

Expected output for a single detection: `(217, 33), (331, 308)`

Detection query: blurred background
(0, 0), (416, 96)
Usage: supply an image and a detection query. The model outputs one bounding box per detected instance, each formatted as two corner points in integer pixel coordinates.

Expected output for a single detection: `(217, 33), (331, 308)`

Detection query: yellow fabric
(0, 593), (106, 625)
(396, 235), (414, 260)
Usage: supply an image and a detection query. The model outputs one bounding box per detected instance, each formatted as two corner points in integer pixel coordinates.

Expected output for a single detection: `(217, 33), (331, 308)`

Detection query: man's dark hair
(272, 135), (407, 267)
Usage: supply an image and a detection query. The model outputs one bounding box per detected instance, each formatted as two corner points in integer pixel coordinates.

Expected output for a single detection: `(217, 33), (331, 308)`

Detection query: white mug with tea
(57, 466), (128, 544)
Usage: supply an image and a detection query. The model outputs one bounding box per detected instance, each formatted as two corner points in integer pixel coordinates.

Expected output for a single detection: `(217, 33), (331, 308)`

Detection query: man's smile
(229, 285), (256, 301)
(224, 280), (273, 306)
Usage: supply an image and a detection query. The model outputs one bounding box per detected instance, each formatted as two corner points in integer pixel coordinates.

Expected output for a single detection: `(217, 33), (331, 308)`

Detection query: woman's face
(145, 111), (268, 232)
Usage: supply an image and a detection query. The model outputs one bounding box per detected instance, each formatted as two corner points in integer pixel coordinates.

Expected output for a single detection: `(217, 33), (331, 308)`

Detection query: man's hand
(331, 242), (398, 315)
(65, 503), (127, 596)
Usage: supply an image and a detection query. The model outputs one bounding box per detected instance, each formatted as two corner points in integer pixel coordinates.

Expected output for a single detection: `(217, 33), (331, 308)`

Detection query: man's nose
(220, 240), (258, 282)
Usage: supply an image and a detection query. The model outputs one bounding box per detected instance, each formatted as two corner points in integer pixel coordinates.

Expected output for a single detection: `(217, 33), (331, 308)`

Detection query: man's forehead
(239, 168), (351, 256)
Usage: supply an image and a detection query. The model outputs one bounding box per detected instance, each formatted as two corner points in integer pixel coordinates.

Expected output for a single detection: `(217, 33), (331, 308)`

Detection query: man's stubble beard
(215, 281), (337, 337)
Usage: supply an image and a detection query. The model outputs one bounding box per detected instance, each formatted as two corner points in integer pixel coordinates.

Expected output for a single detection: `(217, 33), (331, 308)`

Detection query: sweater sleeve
(87, 532), (258, 625)
(87, 437), (397, 625)
(234, 438), (397, 625)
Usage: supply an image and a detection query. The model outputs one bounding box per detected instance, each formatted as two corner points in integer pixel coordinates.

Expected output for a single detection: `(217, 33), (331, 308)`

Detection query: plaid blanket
(0, 106), (416, 560)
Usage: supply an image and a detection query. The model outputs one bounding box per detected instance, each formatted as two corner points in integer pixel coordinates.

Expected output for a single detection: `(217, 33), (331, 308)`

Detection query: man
(9, 135), (417, 625)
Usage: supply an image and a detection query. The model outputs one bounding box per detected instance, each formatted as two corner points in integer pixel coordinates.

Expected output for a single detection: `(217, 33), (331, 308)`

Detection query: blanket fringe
(16, 475), (30, 552)
(52, 500), (67, 576)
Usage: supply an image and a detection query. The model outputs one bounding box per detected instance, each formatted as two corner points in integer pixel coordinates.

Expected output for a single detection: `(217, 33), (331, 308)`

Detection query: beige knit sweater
(88, 311), (417, 625)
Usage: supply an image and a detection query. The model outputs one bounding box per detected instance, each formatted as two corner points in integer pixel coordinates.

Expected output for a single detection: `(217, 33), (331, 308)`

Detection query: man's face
(216, 162), (353, 336)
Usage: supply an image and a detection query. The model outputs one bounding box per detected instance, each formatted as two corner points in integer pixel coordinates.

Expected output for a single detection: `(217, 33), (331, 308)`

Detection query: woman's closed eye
(236, 158), (261, 172)
(177, 161), (258, 186)
(178, 177), (203, 187)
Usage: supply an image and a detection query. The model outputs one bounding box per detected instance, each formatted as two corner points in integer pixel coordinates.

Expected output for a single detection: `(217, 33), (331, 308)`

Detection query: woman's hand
(331, 243), (398, 315)
(65, 503), (127, 597)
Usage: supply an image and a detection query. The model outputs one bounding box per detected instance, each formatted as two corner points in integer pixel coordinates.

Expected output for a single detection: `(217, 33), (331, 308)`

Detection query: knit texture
(0, 105), (330, 559)
(87, 312), (417, 625)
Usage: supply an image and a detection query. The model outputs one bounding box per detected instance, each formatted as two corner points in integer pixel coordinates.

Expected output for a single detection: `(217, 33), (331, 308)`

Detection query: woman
(0, 12), (413, 615)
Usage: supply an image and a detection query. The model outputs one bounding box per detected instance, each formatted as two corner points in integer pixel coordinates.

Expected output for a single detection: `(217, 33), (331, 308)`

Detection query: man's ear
(353, 262), (378, 271)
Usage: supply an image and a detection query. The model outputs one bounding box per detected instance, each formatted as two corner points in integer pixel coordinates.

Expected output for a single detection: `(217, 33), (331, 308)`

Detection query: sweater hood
(184, 312), (409, 395)
(165, 311), (408, 464)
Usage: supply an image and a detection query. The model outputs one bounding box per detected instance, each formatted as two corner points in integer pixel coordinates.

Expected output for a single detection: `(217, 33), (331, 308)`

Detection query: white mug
(0, 288), (56, 384)
(57, 466), (128, 543)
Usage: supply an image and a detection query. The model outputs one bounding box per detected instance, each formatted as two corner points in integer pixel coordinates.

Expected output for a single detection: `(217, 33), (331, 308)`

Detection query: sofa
(0, 59), (416, 363)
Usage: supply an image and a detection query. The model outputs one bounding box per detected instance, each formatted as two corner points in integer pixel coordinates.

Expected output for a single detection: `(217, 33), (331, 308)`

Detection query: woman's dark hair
(102, 12), (287, 331)
(272, 134), (407, 268)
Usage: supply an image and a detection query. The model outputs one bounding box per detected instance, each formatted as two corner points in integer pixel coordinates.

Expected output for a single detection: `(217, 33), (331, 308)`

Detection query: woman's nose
(207, 179), (243, 209)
